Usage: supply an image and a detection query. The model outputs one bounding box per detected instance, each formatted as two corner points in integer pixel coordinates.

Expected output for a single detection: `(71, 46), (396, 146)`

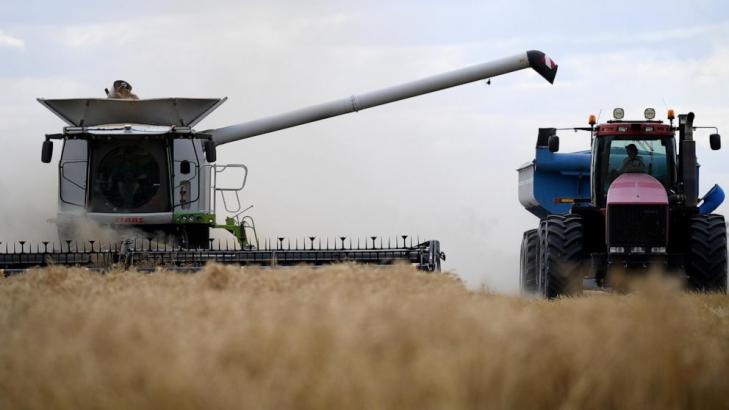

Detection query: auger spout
(209, 50), (558, 146)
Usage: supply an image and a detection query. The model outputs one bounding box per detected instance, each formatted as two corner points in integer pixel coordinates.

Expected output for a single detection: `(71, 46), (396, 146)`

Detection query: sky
(1, 0), (728, 291)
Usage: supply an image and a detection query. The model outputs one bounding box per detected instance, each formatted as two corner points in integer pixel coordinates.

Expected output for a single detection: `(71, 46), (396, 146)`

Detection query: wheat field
(1, 264), (728, 410)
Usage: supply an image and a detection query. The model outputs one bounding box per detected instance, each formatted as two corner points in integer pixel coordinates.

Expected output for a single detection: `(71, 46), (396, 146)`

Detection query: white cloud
(0, 30), (25, 48)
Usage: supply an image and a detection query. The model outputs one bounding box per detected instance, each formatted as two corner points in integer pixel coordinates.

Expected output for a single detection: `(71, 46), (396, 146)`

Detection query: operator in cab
(105, 80), (139, 100)
(619, 144), (645, 173)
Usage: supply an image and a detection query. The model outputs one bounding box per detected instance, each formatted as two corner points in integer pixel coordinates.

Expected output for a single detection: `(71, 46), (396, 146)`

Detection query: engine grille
(608, 204), (667, 246)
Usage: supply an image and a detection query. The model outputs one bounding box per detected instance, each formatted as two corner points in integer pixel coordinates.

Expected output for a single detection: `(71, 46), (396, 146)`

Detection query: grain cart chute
(519, 108), (727, 297)
(0, 50), (558, 274)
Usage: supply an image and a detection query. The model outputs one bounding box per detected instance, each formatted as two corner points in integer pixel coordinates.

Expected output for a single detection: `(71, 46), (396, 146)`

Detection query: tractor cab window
(596, 136), (675, 204)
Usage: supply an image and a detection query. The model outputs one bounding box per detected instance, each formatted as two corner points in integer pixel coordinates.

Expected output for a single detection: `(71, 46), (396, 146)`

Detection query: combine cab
(519, 108), (727, 297)
(1, 50), (559, 273)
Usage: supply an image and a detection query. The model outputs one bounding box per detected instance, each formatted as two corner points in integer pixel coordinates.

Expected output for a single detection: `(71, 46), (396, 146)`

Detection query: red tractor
(519, 108), (726, 297)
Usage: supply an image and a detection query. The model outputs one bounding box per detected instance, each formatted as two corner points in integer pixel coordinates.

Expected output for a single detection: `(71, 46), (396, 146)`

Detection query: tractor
(519, 108), (727, 297)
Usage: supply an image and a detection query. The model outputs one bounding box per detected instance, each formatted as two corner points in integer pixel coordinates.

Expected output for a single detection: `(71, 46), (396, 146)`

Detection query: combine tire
(519, 229), (539, 293)
(179, 225), (211, 249)
(687, 214), (727, 293)
(539, 215), (585, 299)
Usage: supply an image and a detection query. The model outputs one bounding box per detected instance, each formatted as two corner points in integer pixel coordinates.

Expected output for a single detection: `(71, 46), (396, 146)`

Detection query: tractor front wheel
(538, 215), (585, 299)
(687, 214), (727, 293)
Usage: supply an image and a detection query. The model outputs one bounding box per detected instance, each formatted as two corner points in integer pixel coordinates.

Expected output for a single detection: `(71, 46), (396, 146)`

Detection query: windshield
(88, 140), (172, 213)
(595, 136), (675, 205)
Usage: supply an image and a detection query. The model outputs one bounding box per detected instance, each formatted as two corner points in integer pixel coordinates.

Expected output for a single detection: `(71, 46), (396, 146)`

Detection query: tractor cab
(591, 110), (678, 207)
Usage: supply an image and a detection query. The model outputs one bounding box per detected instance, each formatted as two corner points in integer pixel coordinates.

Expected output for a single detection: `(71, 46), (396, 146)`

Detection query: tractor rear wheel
(536, 219), (548, 294)
(539, 215), (585, 299)
(519, 229), (539, 293)
(686, 214), (727, 293)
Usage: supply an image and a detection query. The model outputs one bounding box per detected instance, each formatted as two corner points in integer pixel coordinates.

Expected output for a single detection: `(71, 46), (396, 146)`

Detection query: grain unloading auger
(0, 50), (558, 274)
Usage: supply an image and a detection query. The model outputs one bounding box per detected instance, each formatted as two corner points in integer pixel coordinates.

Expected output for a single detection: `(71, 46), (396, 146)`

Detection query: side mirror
(548, 135), (560, 152)
(710, 133), (721, 150)
(204, 140), (216, 163)
(41, 140), (53, 163)
(180, 160), (191, 175)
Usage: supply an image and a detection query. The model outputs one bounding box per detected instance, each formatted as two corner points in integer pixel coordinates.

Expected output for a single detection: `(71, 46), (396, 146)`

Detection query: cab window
(597, 136), (675, 204)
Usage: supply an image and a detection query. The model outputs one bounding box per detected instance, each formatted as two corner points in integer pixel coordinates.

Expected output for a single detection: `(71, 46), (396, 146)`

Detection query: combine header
(519, 108), (726, 297)
(0, 237), (442, 276)
(2, 50), (559, 273)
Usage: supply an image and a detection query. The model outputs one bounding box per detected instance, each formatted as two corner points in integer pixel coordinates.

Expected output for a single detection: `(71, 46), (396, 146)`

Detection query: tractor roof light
(588, 114), (597, 125)
(613, 108), (625, 120)
(644, 108), (656, 120)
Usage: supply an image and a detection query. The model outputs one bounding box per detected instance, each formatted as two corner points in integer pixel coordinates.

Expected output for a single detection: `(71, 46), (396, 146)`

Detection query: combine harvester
(0, 50), (558, 274)
(519, 108), (727, 297)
